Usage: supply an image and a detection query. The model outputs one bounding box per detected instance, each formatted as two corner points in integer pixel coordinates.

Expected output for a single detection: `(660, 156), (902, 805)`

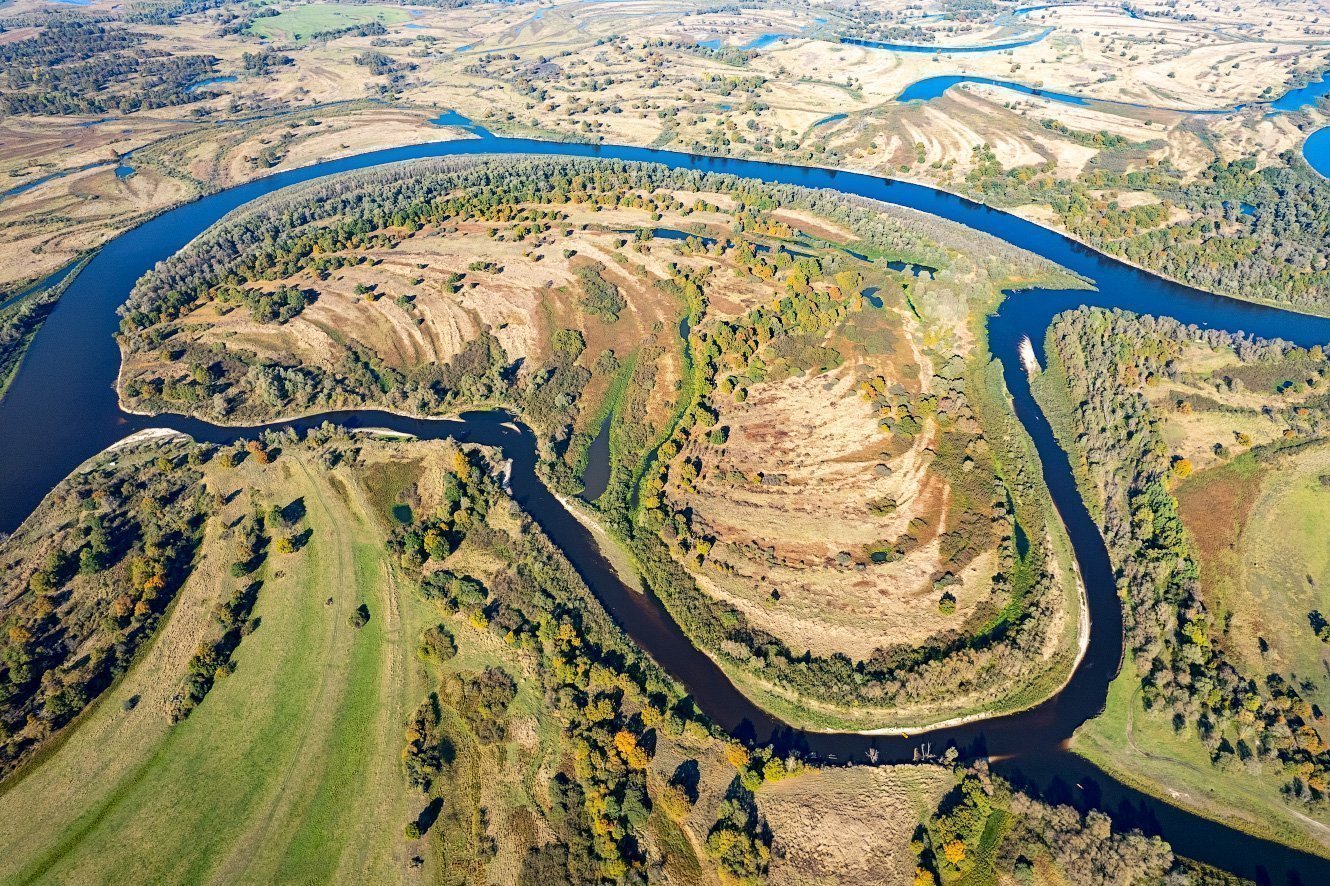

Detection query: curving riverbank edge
(4, 139), (1330, 880)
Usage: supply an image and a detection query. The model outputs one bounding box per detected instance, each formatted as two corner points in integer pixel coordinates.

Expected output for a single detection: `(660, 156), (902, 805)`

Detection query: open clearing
(246, 4), (410, 42)
(0, 447), (425, 883)
(1230, 446), (1330, 709)
(759, 764), (953, 885)
(1160, 341), (1330, 714)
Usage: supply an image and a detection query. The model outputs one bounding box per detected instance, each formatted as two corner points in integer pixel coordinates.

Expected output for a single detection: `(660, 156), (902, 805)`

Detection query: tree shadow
(670, 759), (701, 803)
(415, 797), (444, 836)
(280, 497), (306, 524)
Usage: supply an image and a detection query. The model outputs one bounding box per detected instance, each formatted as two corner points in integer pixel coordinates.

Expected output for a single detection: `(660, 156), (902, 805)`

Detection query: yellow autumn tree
(658, 783), (692, 820)
(614, 730), (650, 769)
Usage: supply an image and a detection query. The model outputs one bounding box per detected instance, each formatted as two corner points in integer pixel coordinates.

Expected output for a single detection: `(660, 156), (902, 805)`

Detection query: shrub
(417, 624), (458, 662)
(576, 262), (625, 321)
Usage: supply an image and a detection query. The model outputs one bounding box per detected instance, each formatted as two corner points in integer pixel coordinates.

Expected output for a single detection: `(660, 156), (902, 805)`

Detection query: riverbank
(553, 491), (644, 593)
(1076, 673), (1330, 861)
(2, 135), (1330, 881)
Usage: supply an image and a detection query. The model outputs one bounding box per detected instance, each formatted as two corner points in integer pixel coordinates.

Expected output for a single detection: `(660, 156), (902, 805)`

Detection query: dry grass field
(759, 764), (954, 885)
(116, 195), (724, 434)
(1, 0), (1327, 294)
(1146, 340), (1325, 472)
(679, 316), (996, 661)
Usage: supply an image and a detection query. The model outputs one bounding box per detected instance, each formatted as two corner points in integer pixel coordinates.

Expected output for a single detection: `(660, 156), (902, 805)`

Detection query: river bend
(2, 132), (1329, 882)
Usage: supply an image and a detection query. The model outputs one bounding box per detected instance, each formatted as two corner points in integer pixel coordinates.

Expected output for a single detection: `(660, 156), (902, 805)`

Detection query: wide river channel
(2, 129), (1330, 882)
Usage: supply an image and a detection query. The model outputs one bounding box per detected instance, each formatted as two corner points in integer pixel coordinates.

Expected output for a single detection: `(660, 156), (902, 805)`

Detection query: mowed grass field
(1176, 440), (1330, 717)
(1073, 670), (1330, 858)
(247, 4), (410, 41)
(0, 451), (431, 884)
(1227, 445), (1330, 708)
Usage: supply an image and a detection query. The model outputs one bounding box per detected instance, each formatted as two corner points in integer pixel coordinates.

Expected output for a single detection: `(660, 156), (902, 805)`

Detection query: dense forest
(1044, 307), (1330, 813)
(0, 17), (217, 115)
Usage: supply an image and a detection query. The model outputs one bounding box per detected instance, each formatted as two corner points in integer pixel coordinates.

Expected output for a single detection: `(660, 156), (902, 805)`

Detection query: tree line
(1045, 306), (1330, 812)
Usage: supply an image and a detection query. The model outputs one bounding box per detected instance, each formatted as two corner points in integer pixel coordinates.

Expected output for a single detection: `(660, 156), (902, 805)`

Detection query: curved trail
(2, 132), (1330, 881)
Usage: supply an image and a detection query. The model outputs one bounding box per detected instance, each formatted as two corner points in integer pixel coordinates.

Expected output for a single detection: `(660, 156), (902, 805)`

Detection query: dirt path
(332, 468), (416, 883)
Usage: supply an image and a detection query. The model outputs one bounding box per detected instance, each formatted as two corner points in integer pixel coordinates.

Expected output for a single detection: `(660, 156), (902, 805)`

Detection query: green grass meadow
(247, 4), (410, 42)
(0, 459), (428, 884)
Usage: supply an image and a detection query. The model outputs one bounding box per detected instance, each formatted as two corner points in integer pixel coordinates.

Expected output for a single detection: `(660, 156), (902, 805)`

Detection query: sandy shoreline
(82, 427), (189, 469)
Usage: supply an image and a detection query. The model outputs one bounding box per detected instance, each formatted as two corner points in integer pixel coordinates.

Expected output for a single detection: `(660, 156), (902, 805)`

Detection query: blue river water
(898, 74), (1090, 105)
(185, 75), (238, 94)
(738, 32), (789, 50)
(1, 126), (1329, 881)
(812, 112), (847, 128)
(1269, 70), (1330, 112)
(1305, 126), (1330, 178)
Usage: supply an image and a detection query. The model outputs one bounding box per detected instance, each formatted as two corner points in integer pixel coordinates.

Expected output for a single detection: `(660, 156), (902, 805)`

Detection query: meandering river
(2, 129), (1330, 881)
